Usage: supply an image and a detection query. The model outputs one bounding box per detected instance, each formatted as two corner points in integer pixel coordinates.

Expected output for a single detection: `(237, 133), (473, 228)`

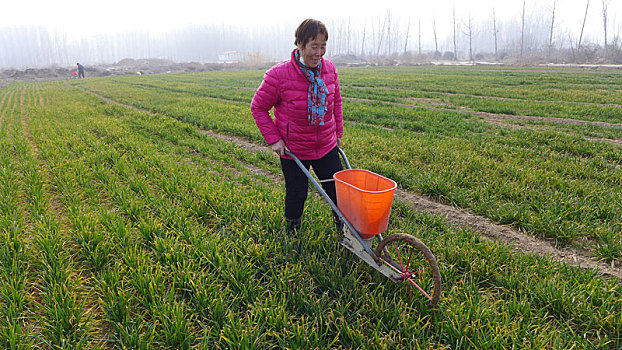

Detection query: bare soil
(1, 58), (273, 84)
(344, 96), (622, 148)
(345, 96), (622, 129)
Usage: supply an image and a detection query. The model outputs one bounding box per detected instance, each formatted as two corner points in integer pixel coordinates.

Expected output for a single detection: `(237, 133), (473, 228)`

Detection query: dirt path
(349, 85), (622, 109)
(445, 91), (622, 109)
(396, 191), (622, 280)
(345, 96), (622, 148)
(71, 83), (622, 281)
(344, 96), (622, 130)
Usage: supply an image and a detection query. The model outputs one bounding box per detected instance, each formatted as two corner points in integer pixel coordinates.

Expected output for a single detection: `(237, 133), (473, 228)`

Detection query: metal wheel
(374, 233), (442, 306)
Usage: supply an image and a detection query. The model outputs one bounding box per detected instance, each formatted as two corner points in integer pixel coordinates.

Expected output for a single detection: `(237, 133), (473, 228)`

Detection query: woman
(251, 18), (344, 232)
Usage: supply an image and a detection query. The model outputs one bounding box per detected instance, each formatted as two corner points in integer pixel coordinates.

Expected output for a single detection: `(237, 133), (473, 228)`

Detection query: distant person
(77, 63), (85, 78)
(251, 18), (344, 232)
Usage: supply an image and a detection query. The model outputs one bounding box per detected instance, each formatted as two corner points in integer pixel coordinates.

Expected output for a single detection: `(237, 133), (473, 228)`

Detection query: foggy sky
(1, 0), (621, 68)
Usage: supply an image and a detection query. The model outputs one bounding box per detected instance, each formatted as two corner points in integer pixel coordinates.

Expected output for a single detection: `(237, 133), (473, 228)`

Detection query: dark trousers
(280, 147), (342, 221)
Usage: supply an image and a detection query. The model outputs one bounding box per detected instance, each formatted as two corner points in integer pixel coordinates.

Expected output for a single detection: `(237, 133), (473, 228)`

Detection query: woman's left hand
(337, 138), (342, 148)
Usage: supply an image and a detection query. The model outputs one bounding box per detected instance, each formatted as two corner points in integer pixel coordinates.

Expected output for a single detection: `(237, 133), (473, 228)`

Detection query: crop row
(2, 79), (621, 347)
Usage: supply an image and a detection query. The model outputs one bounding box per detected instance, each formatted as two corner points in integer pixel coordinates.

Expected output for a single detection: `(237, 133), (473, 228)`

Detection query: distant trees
(578, 0), (591, 53)
(1, 3), (622, 69)
(453, 6), (458, 60)
(0, 24), (293, 68)
(432, 16), (439, 57)
(548, 0), (557, 60)
(462, 13), (477, 61)
(492, 8), (499, 61)
(521, 0), (527, 57)
(602, 0), (609, 57)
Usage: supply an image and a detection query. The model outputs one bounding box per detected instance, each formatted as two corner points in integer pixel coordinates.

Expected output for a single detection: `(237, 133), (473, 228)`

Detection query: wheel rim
(377, 236), (440, 305)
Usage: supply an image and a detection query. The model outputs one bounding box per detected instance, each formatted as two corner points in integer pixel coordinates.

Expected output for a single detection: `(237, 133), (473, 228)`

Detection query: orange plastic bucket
(333, 169), (397, 239)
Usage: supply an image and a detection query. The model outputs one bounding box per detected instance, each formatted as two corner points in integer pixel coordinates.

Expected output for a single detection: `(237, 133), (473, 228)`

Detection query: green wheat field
(0, 65), (621, 348)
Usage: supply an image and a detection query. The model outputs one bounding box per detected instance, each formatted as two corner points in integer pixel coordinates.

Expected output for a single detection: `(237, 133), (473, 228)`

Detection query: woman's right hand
(271, 139), (289, 156)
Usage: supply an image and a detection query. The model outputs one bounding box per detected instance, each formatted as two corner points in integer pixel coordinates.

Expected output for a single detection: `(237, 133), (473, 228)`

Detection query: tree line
(1, 1), (620, 69)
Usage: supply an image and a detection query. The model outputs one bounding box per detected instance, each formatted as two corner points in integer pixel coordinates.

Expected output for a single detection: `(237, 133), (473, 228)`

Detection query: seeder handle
(337, 147), (352, 169)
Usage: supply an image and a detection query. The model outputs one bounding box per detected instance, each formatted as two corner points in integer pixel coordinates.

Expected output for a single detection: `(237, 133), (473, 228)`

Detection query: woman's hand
(337, 137), (342, 148)
(271, 139), (289, 156)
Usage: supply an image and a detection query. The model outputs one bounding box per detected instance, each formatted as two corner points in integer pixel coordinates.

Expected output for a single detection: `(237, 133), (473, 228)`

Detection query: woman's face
(298, 33), (327, 68)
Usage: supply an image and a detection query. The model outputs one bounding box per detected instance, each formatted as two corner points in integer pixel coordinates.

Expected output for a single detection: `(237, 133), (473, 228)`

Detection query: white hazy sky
(2, 0), (620, 42)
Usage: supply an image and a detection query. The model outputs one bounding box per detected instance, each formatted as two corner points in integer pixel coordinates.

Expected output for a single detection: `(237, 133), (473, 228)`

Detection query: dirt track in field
(343, 96), (622, 147)
(343, 96), (622, 130)
(349, 85), (622, 109)
(72, 83), (622, 281)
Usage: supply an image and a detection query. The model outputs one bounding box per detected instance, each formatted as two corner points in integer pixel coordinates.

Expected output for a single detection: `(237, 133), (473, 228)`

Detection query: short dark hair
(294, 18), (328, 48)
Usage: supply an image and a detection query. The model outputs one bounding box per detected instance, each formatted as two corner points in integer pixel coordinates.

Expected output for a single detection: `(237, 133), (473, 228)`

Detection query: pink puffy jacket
(251, 49), (343, 160)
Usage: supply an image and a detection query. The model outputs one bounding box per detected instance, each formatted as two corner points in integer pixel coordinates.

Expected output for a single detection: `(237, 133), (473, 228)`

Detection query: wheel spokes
(406, 249), (413, 271)
(380, 242), (434, 302)
(407, 278), (433, 301)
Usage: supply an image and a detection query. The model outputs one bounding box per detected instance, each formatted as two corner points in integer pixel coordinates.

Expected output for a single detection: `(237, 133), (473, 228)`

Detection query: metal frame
(284, 148), (442, 304)
(284, 149), (378, 257)
(284, 148), (394, 274)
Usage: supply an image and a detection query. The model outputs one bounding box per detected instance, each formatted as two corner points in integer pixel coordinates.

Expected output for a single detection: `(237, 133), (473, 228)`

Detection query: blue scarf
(295, 49), (329, 126)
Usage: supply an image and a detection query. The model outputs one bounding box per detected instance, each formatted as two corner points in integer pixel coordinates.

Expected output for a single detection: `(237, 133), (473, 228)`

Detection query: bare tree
(386, 11), (392, 55)
(613, 25), (622, 61)
(492, 7), (499, 61)
(376, 16), (387, 58)
(568, 32), (577, 62)
(548, 0), (557, 60)
(361, 20), (367, 57)
(393, 18), (401, 56)
(346, 17), (352, 54)
(335, 20), (343, 54)
(578, 0), (590, 54)
(432, 15), (439, 55)
(370, 20), (376, 57)
(404, 18), (410, 54)
(462, 13), (477, 61)
(453, 5), (458, 60)
(418, 18), (422, 55)
(602, 0), (609, 57)
(521, 0), (526, 57)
